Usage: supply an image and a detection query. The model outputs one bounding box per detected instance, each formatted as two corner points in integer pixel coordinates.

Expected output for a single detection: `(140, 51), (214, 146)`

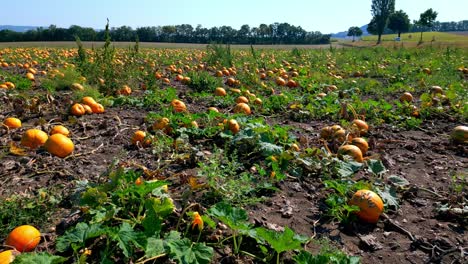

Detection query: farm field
(0, 41), (467, 264)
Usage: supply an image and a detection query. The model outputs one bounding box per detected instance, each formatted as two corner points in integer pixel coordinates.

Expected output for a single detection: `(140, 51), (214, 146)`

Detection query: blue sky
(2, 0), (467, 33)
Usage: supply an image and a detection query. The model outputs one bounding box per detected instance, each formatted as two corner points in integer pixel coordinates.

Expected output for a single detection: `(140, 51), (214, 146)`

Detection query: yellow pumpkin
(50, 125), (70, 137)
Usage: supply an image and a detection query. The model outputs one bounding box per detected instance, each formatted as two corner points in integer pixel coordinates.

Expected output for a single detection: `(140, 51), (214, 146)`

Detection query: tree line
(0, 23), (330, 44)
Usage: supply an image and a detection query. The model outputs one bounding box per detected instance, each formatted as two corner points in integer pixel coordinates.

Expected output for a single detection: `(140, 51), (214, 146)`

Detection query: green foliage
(166, 238), (214, 264)
(0, 191), (60, 239)
(255, 227), (308, 264)
(41, 67), (84, 92)
(187, 70), (222, 93)
(12, 252), (67, 264)
(294, 249), (360, 264)
(206, 43), (233, 67)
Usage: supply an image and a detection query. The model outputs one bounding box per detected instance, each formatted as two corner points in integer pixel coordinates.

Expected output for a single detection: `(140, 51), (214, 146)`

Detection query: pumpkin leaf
(56, 222), (106, 252)
(367, 159), (387, 176)
(207, 202), (251, 232)
(376, 185), (399, 209)
(337, 160), (363, 178)
(387, 175), (410, 187)
(109, 222), (145, 258)
(166, 238), (213, 264)
(9, 141), (28, 156)
(254, 226), (307, 254)
(144, 237), (165, 258)
(12, 252), (67, 264)
(293, 250), (360, 264)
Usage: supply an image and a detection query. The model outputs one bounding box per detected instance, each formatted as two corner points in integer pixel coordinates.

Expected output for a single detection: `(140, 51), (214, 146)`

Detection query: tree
(388, 10), (410, 37)
(347, 26), (363, 41)
(370, 0), (395, 44)
(416, 8), (438, 43)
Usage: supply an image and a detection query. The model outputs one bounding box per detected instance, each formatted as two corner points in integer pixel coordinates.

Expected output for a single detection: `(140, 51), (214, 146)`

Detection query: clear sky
(2, 0), (467, 33)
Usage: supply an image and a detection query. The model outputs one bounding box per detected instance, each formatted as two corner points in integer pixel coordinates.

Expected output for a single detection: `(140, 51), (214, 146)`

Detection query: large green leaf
(293, 250), (360, 264)
(207, 202), (251, 232)
(167, 238), (213, 264)
(254, 226), (307, 254)
(109, 222), (145, 258)
(144, 237), (165, 258)
(377, 185), (399, 209)
(367, 159), (387, 176)
(55, 223), (106, 252)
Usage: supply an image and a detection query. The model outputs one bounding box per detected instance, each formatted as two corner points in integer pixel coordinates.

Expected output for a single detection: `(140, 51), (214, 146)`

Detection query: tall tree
(347, 26), (363, 41)
(416, 8), (438, 43)
(370, 0), (395, 44)
(388, 10), (410, 37)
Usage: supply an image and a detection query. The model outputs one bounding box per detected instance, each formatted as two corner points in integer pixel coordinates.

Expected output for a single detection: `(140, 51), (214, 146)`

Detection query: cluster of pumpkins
(3, 117), (74, 158)
(0, 225), (41, 263)
(70, 96), (105, 116)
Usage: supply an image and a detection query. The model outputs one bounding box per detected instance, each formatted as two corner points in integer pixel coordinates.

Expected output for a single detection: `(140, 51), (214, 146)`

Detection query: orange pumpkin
(351, 119), (368, 136)
(234, 103), (251, 115)
(71, 103), (86, 116)
(91, 103), (105, 114)
(82, 104), (93, 114)
(5, 225), (41, 252)
(3, 117), (21, 129)
(20, 129), (48, 149)
(82, 96), (97, 107)
(338, 144), (363, 162)
(0, 250), (19, 264)
(275, 77), (286, 86)
(214, 87), (227, 96)
(208, 107), (219, 113)
(236, 96), (249, 104)
(26, 72), (35, 81)
(171, 99), (187, 113)
(153, 117), (170, 130)
(50, 125), (70, 137)
(118, 85), (132, 95)
(400, 92), (413, 103)
(228, 119), (240, 134)
(44, 134), (74, 158)
(349, 190), (384, 223)
(131, 130), (151, 146)
(351, 137), (369, 155)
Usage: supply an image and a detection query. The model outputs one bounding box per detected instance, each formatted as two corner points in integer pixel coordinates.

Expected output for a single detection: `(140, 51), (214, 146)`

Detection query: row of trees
(0, 23), (330, 44)
(368, 0), (438, 43)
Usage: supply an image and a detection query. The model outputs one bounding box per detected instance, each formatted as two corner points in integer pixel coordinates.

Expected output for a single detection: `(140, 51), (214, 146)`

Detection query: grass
(362, 31), (468, 42)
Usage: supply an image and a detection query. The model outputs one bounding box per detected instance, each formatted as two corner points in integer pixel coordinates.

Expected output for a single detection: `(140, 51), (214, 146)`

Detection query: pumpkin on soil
(351, 137), (369, 155)
(338, 144), (363, 162)
(214, 87), (227, 96)
(71, 103), (86, 116)
(132, 130), (151, 146)
(44, 133), (74, 158)
(349, 190), (384, 224)
(50, 125), (70, 137)
(20, 129), (48, 149)
(5, 225), (41, 252)
(234, 103), (251, 115)
(91, 103), (105, 114)
(400, 92), (413, 103)
(171, 99), (187, 113)
(451, 126), (468, 144)
(3, 117), (21, 129)
(351, 119), (369, 136)
(228, 119), (240, 134)
(82, 96), (97, 107)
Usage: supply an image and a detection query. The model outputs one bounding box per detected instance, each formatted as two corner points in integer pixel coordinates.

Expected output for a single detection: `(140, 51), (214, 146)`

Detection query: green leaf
(145, 197), (175, 219)
(258, 142), (284, 156)
(167, 238), (213, 264)
(377, 185), (399, 209)
(367, 159), (387, 176)
(80, 187), (108, 207)
(144, 237), (165, 258)
(109, 222), (144, 258)
(387, 175), (410, 187)
(337, 160), (363, 178)
(254, 227), (306, 254)
(12, 252), (67, 264)
(207, 202), (251, 232)
(55, 223), (106, 252)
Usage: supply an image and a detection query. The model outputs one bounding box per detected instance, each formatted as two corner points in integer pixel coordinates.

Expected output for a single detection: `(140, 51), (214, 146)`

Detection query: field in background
(0, 41), (339, 49)
(362, 31), (468, 42)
